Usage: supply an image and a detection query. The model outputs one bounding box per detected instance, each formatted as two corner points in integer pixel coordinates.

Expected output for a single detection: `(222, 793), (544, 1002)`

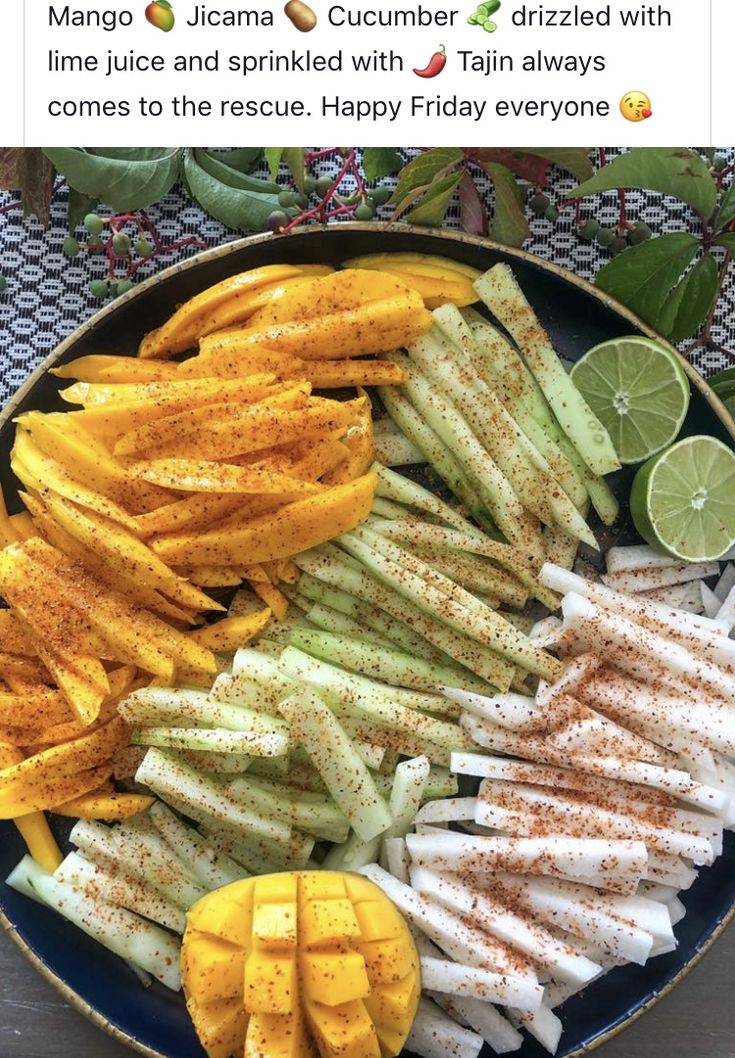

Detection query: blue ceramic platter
(1, 224), (734, 1058)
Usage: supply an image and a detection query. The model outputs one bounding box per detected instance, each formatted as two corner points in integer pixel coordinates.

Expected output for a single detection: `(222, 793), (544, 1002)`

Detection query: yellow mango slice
(182, 870), (420, 1058)
(135, 459), (323, 497)
(194, 293), (432, 367)
(343, 253), (482, 282)
(53, 355), (182, 384)
(248, 270), (415, 327)
(190, 611), (271, 653)
(306, 360), (406, 390)
(0, 743), (63, 871)
(139, 265), (308, 359)
(51, 791), (155, 820)
(323, 394), (374, 486)
(151, 473), (376, 567)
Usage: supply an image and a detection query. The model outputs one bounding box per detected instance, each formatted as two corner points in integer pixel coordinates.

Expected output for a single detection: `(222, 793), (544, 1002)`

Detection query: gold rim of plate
(1, 221), (734, 1058)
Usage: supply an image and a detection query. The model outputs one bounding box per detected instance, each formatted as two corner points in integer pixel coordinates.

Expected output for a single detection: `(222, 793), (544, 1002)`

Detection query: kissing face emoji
(620, 91), (653, 122)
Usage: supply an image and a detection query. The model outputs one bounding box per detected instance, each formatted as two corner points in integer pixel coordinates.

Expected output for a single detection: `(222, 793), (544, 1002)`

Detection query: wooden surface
(0, 923), (733, 1058)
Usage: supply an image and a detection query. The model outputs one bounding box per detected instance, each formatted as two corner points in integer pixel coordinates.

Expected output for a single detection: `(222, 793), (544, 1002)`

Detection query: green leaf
(43, 147), (183, 212)
(282, 148), (305, 193)
(67, 188), (97, 232)
(391, 148), (464, 207)
(595, 232), (700, 335)
(716, 182), (735, 231)
(404, 172), (462, 227)
(659, 252), (719, 342)
(195, 149), (279, 194)
(570, 148), (717, 221)
(362, 148), (403, 182)
(715, 233), (735, 255)
(183, 149), (280, 231)
(206, 148), (262, 173)
(485, 162), (531, 247)
(264, 148), (285, 181)
(519, 147), (595, 182)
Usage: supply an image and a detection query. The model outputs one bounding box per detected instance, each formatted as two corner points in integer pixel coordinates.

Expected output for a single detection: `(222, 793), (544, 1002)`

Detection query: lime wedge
(631, 436), (735, 561)
(570, 336), (690, 465)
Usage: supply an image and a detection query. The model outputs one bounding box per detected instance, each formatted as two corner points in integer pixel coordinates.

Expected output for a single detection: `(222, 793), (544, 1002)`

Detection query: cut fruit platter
(1, 224), (735, 1058)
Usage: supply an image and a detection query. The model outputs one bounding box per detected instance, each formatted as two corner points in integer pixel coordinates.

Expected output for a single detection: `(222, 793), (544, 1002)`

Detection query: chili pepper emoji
(413, 45), (447, 78)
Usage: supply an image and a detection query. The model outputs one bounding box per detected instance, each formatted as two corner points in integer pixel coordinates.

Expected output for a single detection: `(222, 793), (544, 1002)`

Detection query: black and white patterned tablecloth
(1, 147), (734, 408)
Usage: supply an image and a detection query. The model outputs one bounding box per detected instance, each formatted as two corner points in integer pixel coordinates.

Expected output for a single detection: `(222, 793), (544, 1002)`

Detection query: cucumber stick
(474, 265), (620, 476)
(278, 689), (392, 842)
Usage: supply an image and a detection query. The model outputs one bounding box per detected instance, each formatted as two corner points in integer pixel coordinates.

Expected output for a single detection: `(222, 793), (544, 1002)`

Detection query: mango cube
(181, 870), (420, 1058)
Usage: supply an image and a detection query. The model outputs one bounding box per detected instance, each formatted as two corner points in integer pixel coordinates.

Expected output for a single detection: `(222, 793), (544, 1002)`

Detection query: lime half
(570, 336), (690, 465)
(631, 436), (735, 561)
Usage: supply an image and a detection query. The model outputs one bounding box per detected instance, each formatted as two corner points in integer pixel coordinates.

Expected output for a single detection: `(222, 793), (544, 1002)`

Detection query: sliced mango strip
(51, 790), (155, 820)
(306, 360), (406, 389)
(343, 252), (482, 282)
(52, 355), (182, 384)
(0, 742), (63, 871)
(323, 394), (375, 486)
(248, 269), (414, 327)
(182, 870), (419, 1058)
(134, 493), (244, 540)
(134, 459), (323, 497)
(190, 610), (271, 653)
(152, 473), (376, 567)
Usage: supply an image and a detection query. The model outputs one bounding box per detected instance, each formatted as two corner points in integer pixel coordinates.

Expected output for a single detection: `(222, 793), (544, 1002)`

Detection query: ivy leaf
(67, 188), (97, 232)
(404, 171), (462, 227)
(264, 148), (284, 181)
(458, 170), (487, 236)
(715, 233), (735, 255)
(716, 182), (735, 231)
(43, 147), (183, 212)
(595, 232), (700, 336)
(0, 147), (56, 225)
(362, 148), (403, 182)
(391, 148), (464, 207)
(659, 252), (719, 342)
(206, 148), (262, 173)
(484, 162), (531, 247)
(195, 149), (279, 194)
(570, 148), (717, 222)
(183, 149), (280, 231)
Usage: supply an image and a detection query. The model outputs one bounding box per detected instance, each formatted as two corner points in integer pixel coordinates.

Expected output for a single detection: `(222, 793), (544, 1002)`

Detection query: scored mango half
(182, 870), (420, 1058)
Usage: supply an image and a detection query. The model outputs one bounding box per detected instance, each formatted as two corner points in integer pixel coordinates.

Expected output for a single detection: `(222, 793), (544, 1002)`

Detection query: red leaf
(458, 171), (488, 236)
(472, 148), (551, 187)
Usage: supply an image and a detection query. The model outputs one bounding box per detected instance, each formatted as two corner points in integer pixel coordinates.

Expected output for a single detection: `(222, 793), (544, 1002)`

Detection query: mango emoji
(145, 0), (175, 32)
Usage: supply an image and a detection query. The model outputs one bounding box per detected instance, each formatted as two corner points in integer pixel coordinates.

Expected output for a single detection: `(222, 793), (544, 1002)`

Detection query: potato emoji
(285, 0), (317, 31)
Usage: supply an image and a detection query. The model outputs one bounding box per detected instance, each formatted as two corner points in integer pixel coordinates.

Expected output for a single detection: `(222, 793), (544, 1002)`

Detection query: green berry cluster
(528, 192), (559, 224)
(578, 218), (652, 256)
(67, 213), (157, 299)
(468, 0), (500, 31)
(267, 175), (393, 233)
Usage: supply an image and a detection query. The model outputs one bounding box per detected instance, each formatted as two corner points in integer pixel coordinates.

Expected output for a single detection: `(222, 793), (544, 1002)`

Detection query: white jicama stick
(508, 1003), (563, 1055)
(645, 850), (698, 890)
(541, 703), (669, 765)
(410, 866), (601, 987)
(701, 582), (723, 619)
(148, 802), (249, 888)
(605, 545), (680, 574)
(420, 956), (543, 1011)
(384, 757), (431, 841)
(359, 864), (539, 983)
(10, 855), (182, 991)
(477, 780), (715, 865)
(54, 851), (186, 934)
(643, 581), (705, 615)
(135, 749), (291, 844)
(541, 563), (734, 662)
(278, 689), (392, 842)
(441, 688), (540, 731)
(407, 830), (647, 890)
(716, 585), (735, 633)
(529, 616), (568, 650)
(561, 592), (735, 699)
(436, 994), (523, 1054)
(407, 998), (484, 1058)
(715, 563), (735, 601)
(383, 836), (411, 882)
(415, 797), (479, 825)
(492, 873), (653, 964)
(668, 896), (687, 926)
(567, 756), (728, 816)
(601, 562), (720, 593)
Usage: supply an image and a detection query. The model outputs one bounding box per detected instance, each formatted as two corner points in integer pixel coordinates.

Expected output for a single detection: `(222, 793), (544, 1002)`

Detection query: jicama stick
(419, 956), (543, 1010)
(410, 865), (601, 987)
(716, 585), (735, 632)
(442, 690), (540, 731)
(407, 998), (484, 1058)
(436, 994), (523, 1054)
(643, 582), (705, 614)
(601, 563), (720, 594)
(415, 797), (479, 824)
(507, 1003), (563, 1056)
(605, 545), (680, 574)
(407, 830), (647, 890)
